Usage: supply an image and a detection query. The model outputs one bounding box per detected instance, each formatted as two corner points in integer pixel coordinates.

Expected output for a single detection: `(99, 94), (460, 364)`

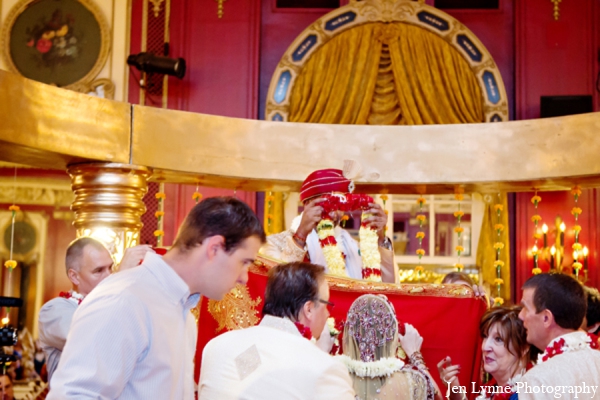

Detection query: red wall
(516, 0), (599, 119)
(128, 0), (261, 241)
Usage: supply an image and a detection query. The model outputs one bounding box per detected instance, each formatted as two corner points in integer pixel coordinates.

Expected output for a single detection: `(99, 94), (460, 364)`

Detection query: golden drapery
(271, 22), (506, 293)
(477, 194), (511, 301)
(289, 22), (484, 125)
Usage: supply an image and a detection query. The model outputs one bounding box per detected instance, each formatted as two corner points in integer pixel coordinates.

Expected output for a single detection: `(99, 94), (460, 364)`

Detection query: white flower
(336, 355), (404, 378)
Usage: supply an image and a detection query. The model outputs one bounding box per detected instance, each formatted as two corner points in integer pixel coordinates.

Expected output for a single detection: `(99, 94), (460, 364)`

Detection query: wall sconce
(536, 216), (589, 280)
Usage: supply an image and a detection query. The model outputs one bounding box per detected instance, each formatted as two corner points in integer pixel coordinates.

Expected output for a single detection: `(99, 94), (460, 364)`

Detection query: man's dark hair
(584, 286), (600, 335)
(522, 273), (586, 330)
(262, 262), (325, 320)
(65, 237), (108, 275)
(172, 196), (265, 253)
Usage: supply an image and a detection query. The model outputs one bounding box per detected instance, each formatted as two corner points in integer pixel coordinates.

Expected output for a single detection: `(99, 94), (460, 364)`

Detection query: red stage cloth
(195, 260), (487, 399)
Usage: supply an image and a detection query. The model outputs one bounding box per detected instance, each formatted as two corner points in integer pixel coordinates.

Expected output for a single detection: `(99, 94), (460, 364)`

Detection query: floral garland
(570, 186), (585, 278)
(59, 290), (84, 305)
(317, 194), (382, 281)
(154, 191), (166, 246)
(454, 189), (465, 271)
(537, 331), (599, 364)
(359, 213), (382, 281)
(415, 196), (426, 276)
(493, 199), (505, 306)
(293, 321), (313, 340)
(336, 354), (404, 378)
(530, 193), (542, 275)
(3, 175), (20, 326)
(316, 218), (347, 277)
(328, 317), (345, 355)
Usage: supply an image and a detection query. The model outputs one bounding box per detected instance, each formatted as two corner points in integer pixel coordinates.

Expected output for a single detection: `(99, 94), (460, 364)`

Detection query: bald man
(38, 237), (152, 382)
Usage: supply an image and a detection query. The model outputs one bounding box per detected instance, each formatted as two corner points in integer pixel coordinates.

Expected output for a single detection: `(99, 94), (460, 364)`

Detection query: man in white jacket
(198, 262), (355, 400)
(517, 273), (600, 400)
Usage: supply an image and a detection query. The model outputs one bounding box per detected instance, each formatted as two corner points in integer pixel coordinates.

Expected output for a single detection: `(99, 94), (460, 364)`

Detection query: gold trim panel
(0, 71), (130, 169)
(1, 71), (600, 193)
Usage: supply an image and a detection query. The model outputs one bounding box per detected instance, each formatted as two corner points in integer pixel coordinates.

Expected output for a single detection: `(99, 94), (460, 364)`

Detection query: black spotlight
(127, 52), (186, 79)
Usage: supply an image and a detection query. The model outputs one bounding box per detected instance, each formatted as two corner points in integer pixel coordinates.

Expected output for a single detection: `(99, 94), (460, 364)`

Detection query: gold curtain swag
(288, 22), (484, 125)
(477, 194), (511, 300)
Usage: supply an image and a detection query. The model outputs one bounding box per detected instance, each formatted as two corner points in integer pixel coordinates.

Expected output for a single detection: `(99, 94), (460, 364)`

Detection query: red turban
(299, 169), (355, 202)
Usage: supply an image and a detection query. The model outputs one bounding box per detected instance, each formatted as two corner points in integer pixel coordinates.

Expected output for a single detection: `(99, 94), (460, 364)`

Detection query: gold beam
(2, 70), (600, 193)
(0, 71), (130, 170)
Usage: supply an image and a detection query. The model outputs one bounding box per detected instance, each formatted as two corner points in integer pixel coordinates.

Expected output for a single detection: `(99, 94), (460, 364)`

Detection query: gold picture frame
(1, 0), (110, 89)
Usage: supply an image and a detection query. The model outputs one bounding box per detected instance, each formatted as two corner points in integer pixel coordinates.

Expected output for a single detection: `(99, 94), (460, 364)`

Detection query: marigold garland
(415, 196), (427, 276)
(531, 192), (541, 277)
(493, 196), (505, 306)
(155, 191), (166, 246)
(4, 260), (16, 269)
(571, 186), (584, 278)
(454, 190), (464, 272)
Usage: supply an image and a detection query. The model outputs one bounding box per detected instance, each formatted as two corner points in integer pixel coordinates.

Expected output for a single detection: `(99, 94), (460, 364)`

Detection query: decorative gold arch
(265, 0), (508, 123)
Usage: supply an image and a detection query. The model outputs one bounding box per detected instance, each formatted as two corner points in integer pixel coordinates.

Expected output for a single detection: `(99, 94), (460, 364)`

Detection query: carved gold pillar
(68, 163), (151, 264)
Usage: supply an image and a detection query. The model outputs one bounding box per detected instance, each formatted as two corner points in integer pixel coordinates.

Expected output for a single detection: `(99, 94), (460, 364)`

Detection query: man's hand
(118, 245), (155, 271)
(362, 202), (388, 240)
(296, 198), (326, 239)
(315, 322), (334, 354)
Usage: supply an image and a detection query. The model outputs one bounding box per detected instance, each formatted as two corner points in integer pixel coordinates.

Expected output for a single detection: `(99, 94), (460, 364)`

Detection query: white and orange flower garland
(415, 196), (426, 276)
(359, 212), (382, 282)
(531, 193), (542, 275)
(154, 191), (166, 246)
(454, 190), (465, 272)
(493, 201), (505, 306)
(265, 191), (275, 233)
(193, 185), (203, 204)
(4, 169), (20, 326)
(317, 218), (347, 277)
(571, 186), (584, 277)
(316, 194), (382, 282)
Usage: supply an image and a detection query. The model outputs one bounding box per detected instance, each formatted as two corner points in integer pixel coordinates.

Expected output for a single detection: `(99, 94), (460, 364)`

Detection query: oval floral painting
(7, 0), (106, 87)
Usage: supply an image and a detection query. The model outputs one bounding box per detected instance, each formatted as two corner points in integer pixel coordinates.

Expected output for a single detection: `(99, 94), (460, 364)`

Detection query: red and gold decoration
(454, 189), (465, 272)
(193, 184), (203, 204)
(415, 196), (426, 276)
(570, 186), (585, 278)
(492, 200), (505, 306)
(530, 193), (542, 275)
(154, 190), (166, 246)
(265, 191), (275, 233)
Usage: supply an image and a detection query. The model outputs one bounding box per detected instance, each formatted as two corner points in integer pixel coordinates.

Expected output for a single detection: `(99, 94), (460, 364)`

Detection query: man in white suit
(517, 273), (600, 400)
(198, 262), (355, 400)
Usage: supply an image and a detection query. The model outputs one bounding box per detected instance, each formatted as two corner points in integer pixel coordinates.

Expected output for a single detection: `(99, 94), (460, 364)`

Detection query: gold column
(68, 163), (152, 264)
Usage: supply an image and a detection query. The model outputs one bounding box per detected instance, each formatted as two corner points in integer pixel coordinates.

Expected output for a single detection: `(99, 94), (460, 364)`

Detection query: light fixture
(127, 52), (186, 79)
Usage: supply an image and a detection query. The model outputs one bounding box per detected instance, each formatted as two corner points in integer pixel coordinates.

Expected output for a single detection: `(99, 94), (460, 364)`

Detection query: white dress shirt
(199, 315), (356, 400)
(47, 253), (199, 400)
(38, 296), (78, 382)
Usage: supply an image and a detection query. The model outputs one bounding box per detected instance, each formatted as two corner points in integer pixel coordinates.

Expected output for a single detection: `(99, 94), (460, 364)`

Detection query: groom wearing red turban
(261, 168), (397, 284)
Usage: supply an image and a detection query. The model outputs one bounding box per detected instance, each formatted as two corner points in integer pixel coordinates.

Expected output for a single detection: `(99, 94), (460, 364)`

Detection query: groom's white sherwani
(198, 315), (355, 400)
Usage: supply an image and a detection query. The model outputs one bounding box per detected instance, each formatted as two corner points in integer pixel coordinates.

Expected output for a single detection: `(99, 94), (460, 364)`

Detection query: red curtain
(195, 266), (487, 398)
